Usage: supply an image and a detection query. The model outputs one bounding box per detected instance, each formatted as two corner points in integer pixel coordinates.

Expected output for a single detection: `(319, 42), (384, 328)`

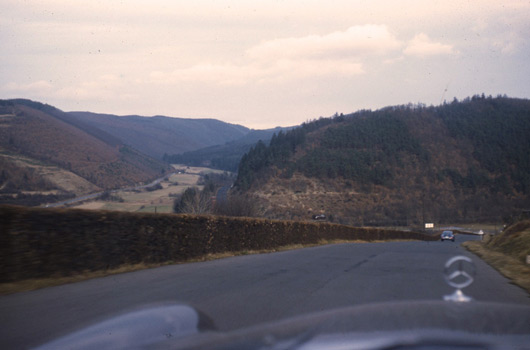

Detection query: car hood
(34, 300), (530, 350)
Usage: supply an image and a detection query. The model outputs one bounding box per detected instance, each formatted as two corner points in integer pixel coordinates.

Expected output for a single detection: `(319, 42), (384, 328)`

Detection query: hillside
(235, 96), (530, 225)
(163, 127), (293, 172)
(463, 219), (530, 292)
(68, 111), (250, 159)
(0, 99), (170, 206)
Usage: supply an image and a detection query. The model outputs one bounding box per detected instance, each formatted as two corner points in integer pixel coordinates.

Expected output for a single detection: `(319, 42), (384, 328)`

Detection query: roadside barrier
(0, 205), (437, 283)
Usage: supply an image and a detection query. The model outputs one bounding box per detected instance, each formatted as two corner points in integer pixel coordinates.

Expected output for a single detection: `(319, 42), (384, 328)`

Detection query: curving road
(1, 234), (528, 349)
(43, 173), (175, 208)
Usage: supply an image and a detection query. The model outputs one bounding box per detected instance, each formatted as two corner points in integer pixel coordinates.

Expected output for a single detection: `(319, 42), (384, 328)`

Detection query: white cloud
(149, 25), (400, 87)
(4, 80), (53, 93)
(490, 26), (528, 56)
(247, 25), (402, 61)
(4, 75), (134, 103)
(255, 59), (365, 85)
(150, 63), (256, 87)
(53, 75), (134, 101)
(2, 0), (529, 128)
(403, 33), (455, 57)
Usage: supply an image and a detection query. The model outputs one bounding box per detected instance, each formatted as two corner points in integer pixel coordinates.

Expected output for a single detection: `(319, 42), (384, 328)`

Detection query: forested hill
(162, 127), (293, 172)
(235, 96), (530, 225)
(0, 99), (171, 206)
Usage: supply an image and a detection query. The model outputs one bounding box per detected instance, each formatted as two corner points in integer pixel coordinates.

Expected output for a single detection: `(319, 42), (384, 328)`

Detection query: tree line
(235, 96), (530, 198)
(173, 172), (262, 217)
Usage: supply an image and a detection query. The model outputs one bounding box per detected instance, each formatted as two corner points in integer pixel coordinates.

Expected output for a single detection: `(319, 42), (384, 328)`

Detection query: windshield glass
(1, 1), (529, 349)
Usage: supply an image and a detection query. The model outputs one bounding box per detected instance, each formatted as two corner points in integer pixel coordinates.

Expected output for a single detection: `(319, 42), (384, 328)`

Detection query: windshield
(1, 1), (529, 349)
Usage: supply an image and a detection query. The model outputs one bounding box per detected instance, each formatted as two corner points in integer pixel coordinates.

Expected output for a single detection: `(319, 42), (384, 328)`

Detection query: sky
(1, 0), (529, 129)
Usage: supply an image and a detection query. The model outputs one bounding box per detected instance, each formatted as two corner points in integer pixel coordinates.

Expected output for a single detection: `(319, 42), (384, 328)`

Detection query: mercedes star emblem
(443, 255), (476, 302)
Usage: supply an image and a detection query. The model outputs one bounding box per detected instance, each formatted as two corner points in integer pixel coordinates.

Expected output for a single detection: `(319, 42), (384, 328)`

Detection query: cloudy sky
(2, 0), (529, 129)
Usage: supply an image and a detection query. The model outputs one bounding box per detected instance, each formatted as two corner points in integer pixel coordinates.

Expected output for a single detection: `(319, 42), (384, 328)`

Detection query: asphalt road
(1, 234), (528, 349)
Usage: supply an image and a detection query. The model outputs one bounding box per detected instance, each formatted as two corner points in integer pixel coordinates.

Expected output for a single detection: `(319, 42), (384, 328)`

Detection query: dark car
(441, 230), (455, 242)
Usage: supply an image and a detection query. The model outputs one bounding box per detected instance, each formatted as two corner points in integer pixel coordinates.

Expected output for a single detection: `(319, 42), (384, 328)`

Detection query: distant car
(312, 214), (326, 220)
(441, 230), (455, 242)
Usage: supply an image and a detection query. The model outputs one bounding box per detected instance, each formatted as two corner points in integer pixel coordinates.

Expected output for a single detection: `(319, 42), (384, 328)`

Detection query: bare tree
(174, 186), (213, 214)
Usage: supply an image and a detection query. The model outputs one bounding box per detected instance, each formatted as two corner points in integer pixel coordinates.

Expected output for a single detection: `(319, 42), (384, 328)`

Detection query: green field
(73, 165), (229, 213)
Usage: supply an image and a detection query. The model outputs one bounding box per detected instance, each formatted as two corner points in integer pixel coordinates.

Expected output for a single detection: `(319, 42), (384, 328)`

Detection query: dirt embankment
(463, 220), (530, 293)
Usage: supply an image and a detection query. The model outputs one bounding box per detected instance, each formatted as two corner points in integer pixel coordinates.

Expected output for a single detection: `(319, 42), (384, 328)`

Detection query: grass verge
(462, 240), (530, 294)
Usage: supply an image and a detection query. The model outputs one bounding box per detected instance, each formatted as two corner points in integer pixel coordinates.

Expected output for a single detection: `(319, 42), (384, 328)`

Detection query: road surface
(1, 234), (528, 349)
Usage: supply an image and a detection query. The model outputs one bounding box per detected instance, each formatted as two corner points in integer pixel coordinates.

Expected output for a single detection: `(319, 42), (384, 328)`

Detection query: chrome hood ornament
(443, 255), (476, 302)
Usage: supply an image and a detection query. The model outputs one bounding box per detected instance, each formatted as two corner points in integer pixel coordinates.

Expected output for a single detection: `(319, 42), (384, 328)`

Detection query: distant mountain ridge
(7, 99), (123, 147)
(0, 98), (263, 206)
(235, 96), (530, 225)
(0, 99), (171, 206)
(163, 126), (294, 172)
(69, 111), (250, 159)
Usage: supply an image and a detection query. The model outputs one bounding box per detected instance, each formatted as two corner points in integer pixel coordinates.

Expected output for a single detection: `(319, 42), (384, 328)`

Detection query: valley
(2, 96), (529, 227)
(72, 165), (229, 213)
(0, 99), (244, 208)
